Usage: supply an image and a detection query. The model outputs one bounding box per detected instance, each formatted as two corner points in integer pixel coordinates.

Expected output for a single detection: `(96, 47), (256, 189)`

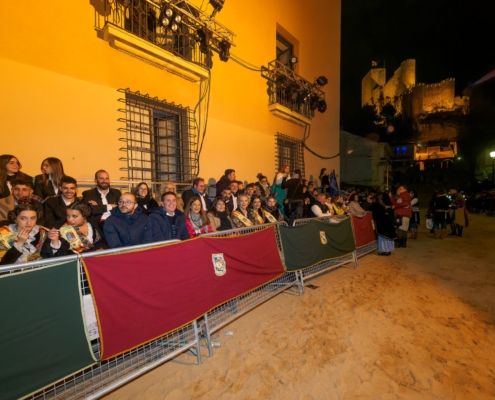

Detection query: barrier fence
(1, 214), (377, 400)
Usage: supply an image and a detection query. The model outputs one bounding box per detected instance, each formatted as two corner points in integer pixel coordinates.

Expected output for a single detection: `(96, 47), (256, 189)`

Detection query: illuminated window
(275, 133), (305, 177)
(402, 146), (407, 155)
(395, 147), (400, 156)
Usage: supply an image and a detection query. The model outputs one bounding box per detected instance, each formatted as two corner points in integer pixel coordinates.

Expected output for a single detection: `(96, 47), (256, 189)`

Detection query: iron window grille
(275, 133), (305, 177)
(118, 89), (197, 194)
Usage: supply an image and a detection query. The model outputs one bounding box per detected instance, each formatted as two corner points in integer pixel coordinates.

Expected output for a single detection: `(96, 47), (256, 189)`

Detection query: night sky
(340, 0), (495, 123)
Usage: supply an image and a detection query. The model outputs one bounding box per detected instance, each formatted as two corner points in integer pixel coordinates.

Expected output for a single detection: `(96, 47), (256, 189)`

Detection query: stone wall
(361, 68), (386, 107)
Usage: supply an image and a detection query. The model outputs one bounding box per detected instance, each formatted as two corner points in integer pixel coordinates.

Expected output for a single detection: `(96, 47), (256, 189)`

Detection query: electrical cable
(302, 124), (340, 159)
(230, 52), (261, 69)
(230, 56), (262, 72)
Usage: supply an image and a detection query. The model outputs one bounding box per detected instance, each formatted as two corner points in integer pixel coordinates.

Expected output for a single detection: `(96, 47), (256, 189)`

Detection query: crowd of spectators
(0, 155), (370, 266)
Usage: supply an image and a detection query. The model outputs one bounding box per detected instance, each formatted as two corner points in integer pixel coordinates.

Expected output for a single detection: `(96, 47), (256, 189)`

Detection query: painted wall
(0, 0), (341, 190)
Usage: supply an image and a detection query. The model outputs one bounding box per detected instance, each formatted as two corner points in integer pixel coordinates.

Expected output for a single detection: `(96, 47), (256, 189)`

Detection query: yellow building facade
(0, 0), (340, 191)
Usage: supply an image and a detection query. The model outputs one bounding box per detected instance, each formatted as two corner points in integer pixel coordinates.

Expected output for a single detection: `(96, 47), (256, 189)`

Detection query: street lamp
(491, 151), (495, 183)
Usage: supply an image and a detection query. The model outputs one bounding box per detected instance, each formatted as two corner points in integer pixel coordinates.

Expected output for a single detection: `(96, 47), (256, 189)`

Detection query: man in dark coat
(181, 177), (210, 211)
(103, 193), (153, 248)
(215, 169), (236, 197)
(43, 176), (79, 228)
(0, 177), (45, 227)
(281, 169), (305, 220)
(150, 192), (190, 241)
(82, 170), (122, 223)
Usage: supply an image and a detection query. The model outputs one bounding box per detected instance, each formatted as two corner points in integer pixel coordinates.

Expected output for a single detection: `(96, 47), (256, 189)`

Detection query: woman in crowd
(432, 190), (451, 240)
(34, 157), (65, 200)
(347, 193), (365, 214)
(368, 194), (397, 256)
(133, 182), (159, 215)
(161, 181), (184, 212)
(41, 201), (108, 257)
(207, 197), (234, 231)
(409, 190), (420, 239)
(319, 168), (330, 194)
(330, 194), (346, 215)
(255, 173), (271, 204)
(272, 165), (289, 214)
(184, 196), (213, 238)
(0, 154), (32, 199)
(263, 196), (284, 222)
(0, 200), (46, 265)
(231, 194), (256, 228)
(250, 195), (271, 224)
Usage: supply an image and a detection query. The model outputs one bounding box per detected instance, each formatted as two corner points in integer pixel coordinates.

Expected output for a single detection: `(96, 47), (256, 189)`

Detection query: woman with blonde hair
(34, 157), (65, 200)
(161, 181), (184, 212)
(184, 196), (213, 238)
(231, 194), (256, 228)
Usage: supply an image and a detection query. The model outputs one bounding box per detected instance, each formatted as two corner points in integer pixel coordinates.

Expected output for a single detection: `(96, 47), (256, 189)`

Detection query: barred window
(275, 133), (305, 177)
(118, 89), (197, 193)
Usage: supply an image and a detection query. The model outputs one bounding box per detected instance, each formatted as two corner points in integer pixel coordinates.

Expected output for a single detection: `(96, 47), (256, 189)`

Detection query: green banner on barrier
(279, 218), (356, 271)
(0, 260), (96, 400)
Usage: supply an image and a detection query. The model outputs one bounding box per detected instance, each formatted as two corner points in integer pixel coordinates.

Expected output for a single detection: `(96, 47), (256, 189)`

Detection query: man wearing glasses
(103, 193), (153, 248)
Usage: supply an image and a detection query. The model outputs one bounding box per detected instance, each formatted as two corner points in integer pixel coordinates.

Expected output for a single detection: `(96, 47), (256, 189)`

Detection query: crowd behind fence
(1, 214), (377, 400)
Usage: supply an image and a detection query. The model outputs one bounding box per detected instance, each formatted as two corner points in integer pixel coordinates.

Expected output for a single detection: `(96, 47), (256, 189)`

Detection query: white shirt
(97, 188), (113, 220)
(311, 204), (332, 217)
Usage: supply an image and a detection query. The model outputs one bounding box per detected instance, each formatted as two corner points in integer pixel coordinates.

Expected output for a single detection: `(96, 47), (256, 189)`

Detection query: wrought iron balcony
(96, 0), (235, 73)
(262, 60), (326, 125)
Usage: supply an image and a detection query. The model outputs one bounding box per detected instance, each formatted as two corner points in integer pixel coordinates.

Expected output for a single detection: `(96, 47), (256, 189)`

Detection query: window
(402, 146), (407, 155)
(395, 147), (400, 156)
(276, 33), (294, 69)
(275, 133), (305, 177)
(119, 89), (197, 193)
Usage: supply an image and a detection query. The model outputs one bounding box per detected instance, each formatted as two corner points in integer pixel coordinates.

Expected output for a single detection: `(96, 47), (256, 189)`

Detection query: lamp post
(491, 151), (495, 183)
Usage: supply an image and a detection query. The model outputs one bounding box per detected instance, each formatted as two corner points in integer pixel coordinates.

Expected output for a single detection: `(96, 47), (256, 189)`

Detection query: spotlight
(309, 94), (320, 110)
(314, 76), (328, 88)
(159, 7), (182, 30)
(317, 99), (327, 113)
(219, 39), (231, 62)
(291, 55), (298, 65)
(209, 0), (225, 17)
(197, 27), (211, 54)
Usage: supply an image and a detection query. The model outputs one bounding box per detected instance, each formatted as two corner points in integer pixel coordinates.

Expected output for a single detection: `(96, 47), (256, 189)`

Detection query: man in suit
(43, 176), (79, 228)
(82, 170), (122, 223)
(181, 177), (210, 211)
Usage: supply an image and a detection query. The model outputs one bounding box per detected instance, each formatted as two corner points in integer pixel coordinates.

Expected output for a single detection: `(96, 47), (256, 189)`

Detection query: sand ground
(104, 212), (495, 399)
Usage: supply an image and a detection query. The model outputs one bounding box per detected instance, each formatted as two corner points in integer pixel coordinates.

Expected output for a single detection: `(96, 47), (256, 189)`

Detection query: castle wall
(422, 79), (455, 112)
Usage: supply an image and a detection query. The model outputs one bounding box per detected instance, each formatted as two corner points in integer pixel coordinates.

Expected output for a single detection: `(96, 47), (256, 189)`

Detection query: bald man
(103, 193), (153, 248)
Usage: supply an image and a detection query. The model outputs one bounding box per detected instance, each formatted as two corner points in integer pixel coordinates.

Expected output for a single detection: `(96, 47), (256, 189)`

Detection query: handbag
(394, 215), (403, 226)
(426, 218), (433, 230)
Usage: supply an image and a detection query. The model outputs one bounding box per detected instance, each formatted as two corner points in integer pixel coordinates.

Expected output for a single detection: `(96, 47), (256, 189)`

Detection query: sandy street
(104, 213), (495, 399)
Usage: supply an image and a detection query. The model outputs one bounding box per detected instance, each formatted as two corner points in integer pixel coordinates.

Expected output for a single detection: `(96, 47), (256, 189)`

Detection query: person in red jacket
(389, 186), (412, 248)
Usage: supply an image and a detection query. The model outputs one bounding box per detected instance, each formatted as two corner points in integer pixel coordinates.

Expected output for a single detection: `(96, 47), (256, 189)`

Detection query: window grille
(118, 89), (197, 194)
(275, 133), (305, 177)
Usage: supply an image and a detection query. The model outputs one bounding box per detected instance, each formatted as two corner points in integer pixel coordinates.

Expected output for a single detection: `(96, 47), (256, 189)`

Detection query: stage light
(197, 27), (211, 54)
(291, 56), (298, 65)
(159, 7), (182, 30)
(219, 39), (231, 62)
(314, 76), (328, 88)
(174, 14), (182, 23)
(171, 23), (179, 31)
(317, 99), (327, 113)
(309, 94), (320, 110)
(209, 0), (225, 17)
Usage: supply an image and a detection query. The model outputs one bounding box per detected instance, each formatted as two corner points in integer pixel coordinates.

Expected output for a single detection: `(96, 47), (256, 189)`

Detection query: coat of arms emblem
(212, 253), (226, 276)
(319, 231), (328, 245)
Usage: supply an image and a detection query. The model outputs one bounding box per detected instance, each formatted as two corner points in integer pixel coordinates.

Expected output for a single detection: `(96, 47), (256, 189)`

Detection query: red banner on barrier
(83, 226), (285, 360)
(351, 213), (376, 248)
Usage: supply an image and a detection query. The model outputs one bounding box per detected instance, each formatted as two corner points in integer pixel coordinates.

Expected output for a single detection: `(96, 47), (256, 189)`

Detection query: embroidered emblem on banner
(319, 231), (328, 245)
(212, 253), (227, 276)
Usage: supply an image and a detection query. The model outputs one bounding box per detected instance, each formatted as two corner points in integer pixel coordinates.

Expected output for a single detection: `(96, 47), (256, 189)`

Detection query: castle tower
(400, 59), (416, 91)
(362, 64), (386, 107)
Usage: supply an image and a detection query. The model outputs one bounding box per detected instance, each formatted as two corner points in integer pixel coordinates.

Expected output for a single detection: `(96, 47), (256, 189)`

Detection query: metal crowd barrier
(2, 218), (377, 399)
(200, 222), (299, 355)
(292, 215), (359, 294)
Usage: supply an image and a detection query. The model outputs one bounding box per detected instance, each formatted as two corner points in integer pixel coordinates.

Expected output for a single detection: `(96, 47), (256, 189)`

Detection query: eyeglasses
(118, 201), (135, 205)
